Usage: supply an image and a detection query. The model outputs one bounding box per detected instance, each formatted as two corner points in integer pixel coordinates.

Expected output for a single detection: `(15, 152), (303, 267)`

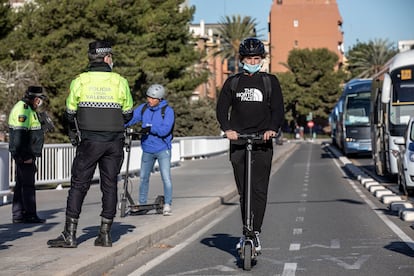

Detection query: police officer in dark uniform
(47, 40), (133, 248)
(8, 86), (47, 223)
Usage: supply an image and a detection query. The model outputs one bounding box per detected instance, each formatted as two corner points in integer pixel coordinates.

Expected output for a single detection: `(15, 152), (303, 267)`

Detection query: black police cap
(25, 86), (45, 99)
(88, 40), (112, 55)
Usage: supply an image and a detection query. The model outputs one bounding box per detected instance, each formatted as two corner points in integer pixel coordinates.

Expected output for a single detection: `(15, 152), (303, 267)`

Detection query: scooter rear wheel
(243, 242), (252, 270)
(120, 199), (127, 217)
(155, 195), (164, 214)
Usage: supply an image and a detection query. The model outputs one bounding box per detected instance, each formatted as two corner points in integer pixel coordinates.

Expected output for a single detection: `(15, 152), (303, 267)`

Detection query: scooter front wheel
(243, 242), (252, 270)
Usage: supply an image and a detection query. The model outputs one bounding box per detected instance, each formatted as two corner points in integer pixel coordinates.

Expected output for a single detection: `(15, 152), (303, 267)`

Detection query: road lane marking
(322, 254), (370, 270)
(295, 216), (304, 222)
(282, 263), (297, 276)
(302, 239), (340, 249)
(289, 243), (301, 251)
(331, 153), (414, 252)
(128, 205), (238, 275)
(293, 228), (303, 235)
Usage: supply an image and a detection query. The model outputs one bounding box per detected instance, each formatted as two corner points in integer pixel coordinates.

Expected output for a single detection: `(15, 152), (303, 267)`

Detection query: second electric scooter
(119, 128), (164, 217)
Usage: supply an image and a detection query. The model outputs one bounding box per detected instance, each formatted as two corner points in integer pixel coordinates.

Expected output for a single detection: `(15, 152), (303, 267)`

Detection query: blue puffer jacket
(126, 100), (175, 153)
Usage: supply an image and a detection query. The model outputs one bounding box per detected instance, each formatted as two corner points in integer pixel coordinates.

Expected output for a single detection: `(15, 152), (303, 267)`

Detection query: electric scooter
(237, 133), (264, 271)
(119, 128), (164, 217)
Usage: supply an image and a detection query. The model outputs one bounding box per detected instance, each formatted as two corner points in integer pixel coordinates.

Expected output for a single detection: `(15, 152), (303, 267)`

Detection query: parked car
(394, 116), (414, 195)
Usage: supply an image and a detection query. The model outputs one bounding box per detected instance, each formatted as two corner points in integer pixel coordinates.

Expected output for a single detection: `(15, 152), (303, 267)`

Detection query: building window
(337, 20), (343, 32)
(338, 42), (344, 54)
(277, 0), (283, 4)
(293, 19), (299, 28)
(294, 40), (298, 48)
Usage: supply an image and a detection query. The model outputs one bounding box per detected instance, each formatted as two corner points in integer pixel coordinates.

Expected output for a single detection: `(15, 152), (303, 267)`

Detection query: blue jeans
(139, 149), (173, 205)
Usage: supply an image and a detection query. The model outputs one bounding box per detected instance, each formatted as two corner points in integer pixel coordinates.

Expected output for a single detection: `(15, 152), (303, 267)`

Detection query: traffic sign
(307, 120), (314, 128)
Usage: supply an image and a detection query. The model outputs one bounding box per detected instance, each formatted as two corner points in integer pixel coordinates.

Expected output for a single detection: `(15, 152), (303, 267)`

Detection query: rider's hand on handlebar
(263, 130), (277, 141)
(224, 130), (238, 140)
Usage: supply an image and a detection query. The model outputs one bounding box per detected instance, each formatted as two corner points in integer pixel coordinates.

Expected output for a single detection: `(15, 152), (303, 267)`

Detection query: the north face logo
(236, 88), (264, 102)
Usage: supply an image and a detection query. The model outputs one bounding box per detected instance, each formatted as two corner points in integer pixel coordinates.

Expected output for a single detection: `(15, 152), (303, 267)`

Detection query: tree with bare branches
(0, 61), (40, 140)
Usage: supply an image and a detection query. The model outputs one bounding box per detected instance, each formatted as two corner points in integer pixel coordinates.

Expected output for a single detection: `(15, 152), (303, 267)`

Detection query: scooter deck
(129, 195), (165, 215)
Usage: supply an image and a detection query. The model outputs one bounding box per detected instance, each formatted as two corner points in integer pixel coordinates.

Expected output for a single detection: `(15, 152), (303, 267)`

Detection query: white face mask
(105, 54), (113, 70)
(243, 63), (262, 74)
(36, 98), (43, 108)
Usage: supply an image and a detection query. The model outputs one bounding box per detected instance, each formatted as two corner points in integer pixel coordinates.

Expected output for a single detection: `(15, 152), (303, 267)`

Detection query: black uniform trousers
(66, 139), (124, 220)
(12, 160), (37, 219)
(230, 141), (273, 234)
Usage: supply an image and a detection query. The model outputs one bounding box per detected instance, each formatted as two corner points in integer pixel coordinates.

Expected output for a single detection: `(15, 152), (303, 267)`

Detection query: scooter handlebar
(125, 128), (146, 138)
(222, 133), (264, 140)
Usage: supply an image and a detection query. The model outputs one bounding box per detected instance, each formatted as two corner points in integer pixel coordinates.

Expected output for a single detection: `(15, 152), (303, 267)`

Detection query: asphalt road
(116, 141), (414, 275)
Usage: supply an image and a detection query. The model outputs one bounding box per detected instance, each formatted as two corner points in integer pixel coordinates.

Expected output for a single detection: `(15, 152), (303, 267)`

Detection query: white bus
(371, 50), (414, 176)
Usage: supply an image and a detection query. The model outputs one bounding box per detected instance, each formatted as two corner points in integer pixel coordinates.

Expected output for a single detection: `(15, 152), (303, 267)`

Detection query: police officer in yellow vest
(8, 86), (47, 224)
(47, 40), (133, 248)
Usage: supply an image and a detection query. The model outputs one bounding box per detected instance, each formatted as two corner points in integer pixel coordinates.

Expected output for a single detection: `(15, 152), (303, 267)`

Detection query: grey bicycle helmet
(146, 84), (165, 99)
(239, 37), (265, 58)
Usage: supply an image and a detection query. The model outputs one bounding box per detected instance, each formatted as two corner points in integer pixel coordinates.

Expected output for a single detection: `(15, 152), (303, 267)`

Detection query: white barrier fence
(0, 136), (229, 205)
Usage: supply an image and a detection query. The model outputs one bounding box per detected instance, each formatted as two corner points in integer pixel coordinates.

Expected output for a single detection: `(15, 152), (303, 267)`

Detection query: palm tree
(346, 38), (398, 78)
(215, 15), (257, 74)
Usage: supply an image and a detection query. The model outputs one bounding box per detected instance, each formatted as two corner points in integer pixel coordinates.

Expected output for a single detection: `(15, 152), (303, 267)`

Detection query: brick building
(269, 0), (344, 72)
(189, 21), (228, 101)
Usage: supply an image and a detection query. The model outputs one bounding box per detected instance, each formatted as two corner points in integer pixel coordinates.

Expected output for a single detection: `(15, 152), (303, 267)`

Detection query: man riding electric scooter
(216, 37), (285, 268)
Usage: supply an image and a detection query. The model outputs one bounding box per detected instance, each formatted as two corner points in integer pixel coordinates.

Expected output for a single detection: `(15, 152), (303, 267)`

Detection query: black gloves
(141, 126), (151, 135)
(68, 129), (80, 147)
(38, 112), (55, 132)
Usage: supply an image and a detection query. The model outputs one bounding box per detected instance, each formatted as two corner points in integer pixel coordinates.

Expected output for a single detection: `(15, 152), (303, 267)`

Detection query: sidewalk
(0, 141), (298, 276)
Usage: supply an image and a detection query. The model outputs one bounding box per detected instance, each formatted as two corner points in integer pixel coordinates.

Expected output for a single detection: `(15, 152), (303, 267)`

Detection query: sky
(189, 0), (414, 52)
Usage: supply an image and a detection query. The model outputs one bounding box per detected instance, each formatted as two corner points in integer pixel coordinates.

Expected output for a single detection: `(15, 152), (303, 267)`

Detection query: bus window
(390, 67), (414, 126)
(393, 82), (414, 103)
(392, 66), (414, 103)
(344, 92), (370, 125)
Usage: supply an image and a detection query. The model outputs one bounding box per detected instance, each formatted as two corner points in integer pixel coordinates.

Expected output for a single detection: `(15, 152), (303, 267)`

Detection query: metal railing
(0, 136), (229, 205)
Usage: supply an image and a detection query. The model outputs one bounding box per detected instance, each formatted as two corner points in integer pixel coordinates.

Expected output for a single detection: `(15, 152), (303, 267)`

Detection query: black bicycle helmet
(239, 37), (265, 58)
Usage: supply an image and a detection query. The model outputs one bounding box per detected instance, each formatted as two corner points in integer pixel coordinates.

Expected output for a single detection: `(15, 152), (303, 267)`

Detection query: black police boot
(47, 216), (78, 248)
(94, 217), (113, 247)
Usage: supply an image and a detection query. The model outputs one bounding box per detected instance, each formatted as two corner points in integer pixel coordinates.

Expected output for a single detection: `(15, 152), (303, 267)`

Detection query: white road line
(289, 243), (301, 251)
(128, 205), (238, 276)
(282, 262), (297, 276)
(293, 228), (303, 235)
(331, 154), (414, 252)
(295, 216), (304, 222)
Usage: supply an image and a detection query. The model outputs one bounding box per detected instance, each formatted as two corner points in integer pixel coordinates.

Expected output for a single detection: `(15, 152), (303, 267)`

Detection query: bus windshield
(391, 66), (414, 125)
(344, 92), (370, 126)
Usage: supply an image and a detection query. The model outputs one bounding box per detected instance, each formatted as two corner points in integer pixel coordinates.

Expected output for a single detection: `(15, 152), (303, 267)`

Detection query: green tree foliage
(346, 39), (398, 79)
(216, 15), (257, 73)
(0, 0), (25, 137)
(0, 0), (210, 142)
(0, 0), (12, 39)
(185, 98), (220, 136)
(277, 48), (346, 131)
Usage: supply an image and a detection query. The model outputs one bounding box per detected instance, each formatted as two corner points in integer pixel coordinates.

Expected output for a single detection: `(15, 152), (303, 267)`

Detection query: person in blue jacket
(126, 84), (175, 215)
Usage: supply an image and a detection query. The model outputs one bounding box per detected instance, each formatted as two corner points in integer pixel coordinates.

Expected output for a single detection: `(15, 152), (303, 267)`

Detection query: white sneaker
(254, 231), (261, 252)
(163, 204), (172, 216)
